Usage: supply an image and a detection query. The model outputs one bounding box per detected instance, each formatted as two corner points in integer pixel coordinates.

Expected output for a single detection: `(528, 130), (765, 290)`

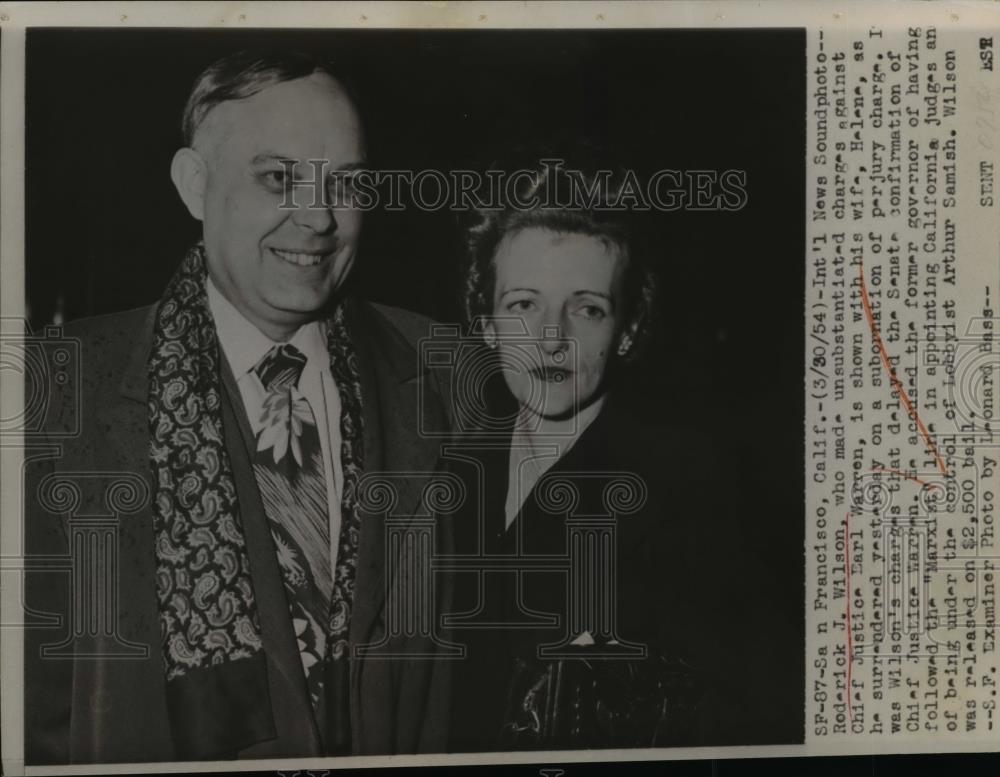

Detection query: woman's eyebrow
(499, 287), (540, 296)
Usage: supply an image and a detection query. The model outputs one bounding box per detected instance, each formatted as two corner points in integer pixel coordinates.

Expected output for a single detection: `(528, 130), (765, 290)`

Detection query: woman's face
(486, 226), (627, 420)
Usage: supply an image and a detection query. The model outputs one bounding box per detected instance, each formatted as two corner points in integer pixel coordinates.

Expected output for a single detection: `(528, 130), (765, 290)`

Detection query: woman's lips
(530, 366), (572, 383)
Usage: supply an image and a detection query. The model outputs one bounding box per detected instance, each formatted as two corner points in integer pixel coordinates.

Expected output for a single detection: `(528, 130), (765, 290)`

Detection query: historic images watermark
(269, 158), (749, 213)
(352, 467), (649, 661)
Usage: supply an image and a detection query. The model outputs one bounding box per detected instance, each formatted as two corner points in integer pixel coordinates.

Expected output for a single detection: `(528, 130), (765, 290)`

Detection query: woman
(445, 161), (711, 752)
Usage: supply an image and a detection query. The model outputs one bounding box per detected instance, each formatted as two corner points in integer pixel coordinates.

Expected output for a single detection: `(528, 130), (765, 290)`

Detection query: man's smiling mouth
(270, 247), (332, 267)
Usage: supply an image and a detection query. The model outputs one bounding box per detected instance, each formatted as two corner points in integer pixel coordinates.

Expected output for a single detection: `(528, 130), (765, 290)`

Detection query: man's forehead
(195, 73), (364, 162)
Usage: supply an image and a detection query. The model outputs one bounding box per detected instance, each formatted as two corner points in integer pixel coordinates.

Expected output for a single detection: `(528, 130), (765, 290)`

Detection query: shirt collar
(205, 276), (327, 379)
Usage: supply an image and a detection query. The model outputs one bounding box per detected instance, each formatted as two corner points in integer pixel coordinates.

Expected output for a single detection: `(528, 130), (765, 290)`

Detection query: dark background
(26, 26), (806, 755)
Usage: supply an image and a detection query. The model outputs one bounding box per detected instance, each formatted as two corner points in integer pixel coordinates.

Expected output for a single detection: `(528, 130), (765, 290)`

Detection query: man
(24, 51), (452, 764)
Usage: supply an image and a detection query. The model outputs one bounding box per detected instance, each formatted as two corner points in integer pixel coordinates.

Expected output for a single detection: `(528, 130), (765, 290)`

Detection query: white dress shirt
(207, 277), (343, 574)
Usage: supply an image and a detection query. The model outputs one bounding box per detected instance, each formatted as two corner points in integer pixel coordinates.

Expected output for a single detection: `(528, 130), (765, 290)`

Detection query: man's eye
(327, 176), (355, 204)
(260, 170), (290, 190)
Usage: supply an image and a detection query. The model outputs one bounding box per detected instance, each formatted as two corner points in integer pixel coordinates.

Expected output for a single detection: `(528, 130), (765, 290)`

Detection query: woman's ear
(616, 321), (639, 358)
(170, 147), (207, 221)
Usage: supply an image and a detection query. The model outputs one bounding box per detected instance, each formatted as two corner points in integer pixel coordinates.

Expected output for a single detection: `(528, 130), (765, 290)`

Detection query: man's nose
(290, 200), (337, 235)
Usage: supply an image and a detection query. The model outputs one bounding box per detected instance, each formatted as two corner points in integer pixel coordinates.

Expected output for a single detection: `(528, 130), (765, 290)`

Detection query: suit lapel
(348, 302), (449, 649)
(100, 306), (156, 471)
(347, 302), (386, 650)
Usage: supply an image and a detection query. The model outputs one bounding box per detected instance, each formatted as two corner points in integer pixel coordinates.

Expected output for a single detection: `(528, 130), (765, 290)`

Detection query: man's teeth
(273, 249), (326, 266)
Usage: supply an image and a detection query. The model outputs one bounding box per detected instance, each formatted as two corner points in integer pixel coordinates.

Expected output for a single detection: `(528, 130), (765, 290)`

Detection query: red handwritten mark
(845, 510), (853, 722)
(858, 261), (949, 476)
(868, 465), (932, 488)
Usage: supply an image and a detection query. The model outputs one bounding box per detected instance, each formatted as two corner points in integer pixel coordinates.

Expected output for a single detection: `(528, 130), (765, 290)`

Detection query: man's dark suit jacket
(24, 299), (454, 764)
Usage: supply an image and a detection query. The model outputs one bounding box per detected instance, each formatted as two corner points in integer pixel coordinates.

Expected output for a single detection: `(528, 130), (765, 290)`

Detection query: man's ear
(170, 147), (207, 221)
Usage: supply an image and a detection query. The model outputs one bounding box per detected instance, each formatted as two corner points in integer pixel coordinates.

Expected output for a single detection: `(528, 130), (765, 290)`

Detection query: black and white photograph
(4, 1), (999, 775)
(9, 3), (813, 772)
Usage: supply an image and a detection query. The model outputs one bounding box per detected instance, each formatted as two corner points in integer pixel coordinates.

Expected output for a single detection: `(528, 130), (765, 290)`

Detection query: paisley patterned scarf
(149, 243), (365, 758)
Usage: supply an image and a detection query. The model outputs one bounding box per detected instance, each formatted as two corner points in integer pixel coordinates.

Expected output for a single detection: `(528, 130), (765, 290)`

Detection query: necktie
(251, 343), (331, 715)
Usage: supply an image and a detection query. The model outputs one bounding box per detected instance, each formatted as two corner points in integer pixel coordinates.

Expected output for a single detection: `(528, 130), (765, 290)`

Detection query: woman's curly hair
(461, 159), (658, 363)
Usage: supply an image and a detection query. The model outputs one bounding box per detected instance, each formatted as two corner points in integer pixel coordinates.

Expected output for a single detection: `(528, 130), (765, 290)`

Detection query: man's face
(195, 73), (364, 340)
(487, 227), (626, 420)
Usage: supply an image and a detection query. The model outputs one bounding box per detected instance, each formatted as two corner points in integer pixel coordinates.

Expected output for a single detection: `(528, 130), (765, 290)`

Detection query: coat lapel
(100, 306), (156, 470)
(348, 302), (449, 650)
(82, 307), (175, 762)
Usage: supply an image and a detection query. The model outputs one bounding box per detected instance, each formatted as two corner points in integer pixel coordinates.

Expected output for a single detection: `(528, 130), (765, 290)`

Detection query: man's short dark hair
(181, 50), (354, 147)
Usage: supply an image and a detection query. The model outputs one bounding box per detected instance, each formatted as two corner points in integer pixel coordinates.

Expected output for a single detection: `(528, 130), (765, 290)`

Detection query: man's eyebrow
(249, 153), (368, 171)
(251, 153), (295, 166)
(332, 160), (368, 173)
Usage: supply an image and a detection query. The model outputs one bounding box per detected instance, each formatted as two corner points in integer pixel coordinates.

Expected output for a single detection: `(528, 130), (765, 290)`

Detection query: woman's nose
(538, 315), (569, 355)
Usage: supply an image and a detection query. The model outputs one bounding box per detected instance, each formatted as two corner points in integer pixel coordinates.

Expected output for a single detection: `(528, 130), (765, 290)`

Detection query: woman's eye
(578, 304), (607, 320)
(507, 299), (536, 313)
